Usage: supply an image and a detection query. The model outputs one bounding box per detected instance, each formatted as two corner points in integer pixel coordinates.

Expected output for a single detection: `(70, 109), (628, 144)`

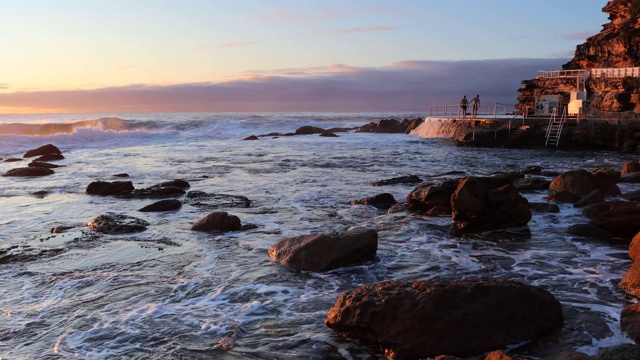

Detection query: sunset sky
(0, 0), (609, 114)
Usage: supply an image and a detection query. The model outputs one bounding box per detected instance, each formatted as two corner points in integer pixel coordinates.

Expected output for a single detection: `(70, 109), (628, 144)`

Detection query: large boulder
(3, 167), (54, 177)
(357, 119), (406, 133)
(34, 153), (64, 162)
(325, 279), (563, 358)
(269, 229), (378, 272)
(631, 232), (640, 261)
(185, 191), (251, 209)
(548, 170), (598, 198)
(350, 193), (397, 210)
(295, 126), (326, 135)
(151, 179), (190, 189)
(88, 213), (149, 234)
(407, 179), (459, 215)
(23, 144), (62, 158)
(620, 261), (640, 297)
(582, 201), (640, 219)
(86, 181), (134, 196)
(513, 177), (551, 191)
(621, 303), (640, 343)
(191, 212), (241, 232)
(451, 177), (531, 232)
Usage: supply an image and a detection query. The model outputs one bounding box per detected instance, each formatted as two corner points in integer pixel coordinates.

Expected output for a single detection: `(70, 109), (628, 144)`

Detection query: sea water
(0, 112), (638, 359)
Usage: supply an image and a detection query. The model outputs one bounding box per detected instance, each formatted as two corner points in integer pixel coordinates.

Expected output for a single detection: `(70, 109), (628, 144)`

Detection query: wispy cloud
(315, 26), (396, 35)
(0, 58), (568, 113)
(549, 49), (575, 57)
(0, 84), (8, 90)
(251, 7), (405, 24)
(563, 31), (598, 41)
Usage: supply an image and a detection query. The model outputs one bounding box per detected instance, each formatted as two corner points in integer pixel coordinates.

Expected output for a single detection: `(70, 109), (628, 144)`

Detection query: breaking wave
(0, 117), (149, 136)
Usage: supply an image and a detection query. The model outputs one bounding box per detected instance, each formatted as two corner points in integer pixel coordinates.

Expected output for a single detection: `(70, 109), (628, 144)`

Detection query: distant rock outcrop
(517, 0), (640, 114)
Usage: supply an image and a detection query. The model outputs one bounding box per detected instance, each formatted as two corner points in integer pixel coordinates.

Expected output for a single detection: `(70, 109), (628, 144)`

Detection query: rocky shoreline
(4, 135), (640, 359)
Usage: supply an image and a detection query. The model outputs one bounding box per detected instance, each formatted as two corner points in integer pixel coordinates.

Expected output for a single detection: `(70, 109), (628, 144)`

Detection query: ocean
(0, 112), (637, 359)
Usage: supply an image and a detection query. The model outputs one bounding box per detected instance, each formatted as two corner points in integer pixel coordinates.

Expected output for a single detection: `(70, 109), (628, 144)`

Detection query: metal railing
(428, 103), (518, 118)
(591, 67), (640, 78)
(537, 70), (590, 79)
(469, 112), (528, 145)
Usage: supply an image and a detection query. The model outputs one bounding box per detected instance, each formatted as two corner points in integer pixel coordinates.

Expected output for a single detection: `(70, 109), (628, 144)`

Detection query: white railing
(537, 70), (590, 79)
(428, 103), (517, 118)
(591, 67), (640, 78)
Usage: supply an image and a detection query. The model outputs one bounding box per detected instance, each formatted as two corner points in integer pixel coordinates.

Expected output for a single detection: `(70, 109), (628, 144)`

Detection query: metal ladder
(545, 107), (566, 147)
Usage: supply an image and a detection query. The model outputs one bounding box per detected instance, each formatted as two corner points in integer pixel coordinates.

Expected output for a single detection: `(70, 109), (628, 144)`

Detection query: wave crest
(0, 117), (147, 136)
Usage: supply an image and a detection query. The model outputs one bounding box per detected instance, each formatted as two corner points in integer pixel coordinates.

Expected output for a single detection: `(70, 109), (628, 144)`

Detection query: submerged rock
(3, 167), (54, 177)
(88, 213), (149, 234)
(325, 279), (563, 359)
(0, 245), (65, 264)
(4, 158), (23, 162)
(139, 199), (182, 212)
(350, 193), (397, 210)
(548, 170), (598, 198)
(28, 161), (64, 169)
(372, 175), (422, 186)
(530, 202), (560, 213)
(269, 229), (377, 272)
(86, 181), (134, 196)
(151, 179), (190, 189)
(191, 212), (241, 232)
(34, 153), (64, 162)
(590, 205), (640, 240)
(185, 191), (251, 209)
(116, 186), (185, 199)
(23, 144), (62, 158)
(406, 179), (459, 215)
(243, 135), (259, 140)
(295, 126), (326, 135)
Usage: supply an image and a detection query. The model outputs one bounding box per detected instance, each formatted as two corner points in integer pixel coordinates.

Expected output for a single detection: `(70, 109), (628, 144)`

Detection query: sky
(0, 0), (611, 114)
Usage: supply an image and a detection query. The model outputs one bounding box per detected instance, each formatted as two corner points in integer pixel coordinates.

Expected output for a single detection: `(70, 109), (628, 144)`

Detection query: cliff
(517, 0), (640, 114)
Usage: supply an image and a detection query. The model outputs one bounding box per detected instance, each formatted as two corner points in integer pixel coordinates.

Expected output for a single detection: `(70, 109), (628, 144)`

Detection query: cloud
(0, 58), (569, 113)
(563, 31), (598, 41)
(315, 26), (396, 35)
(0, 84), (8, 90)
(549, 49), (576, 57)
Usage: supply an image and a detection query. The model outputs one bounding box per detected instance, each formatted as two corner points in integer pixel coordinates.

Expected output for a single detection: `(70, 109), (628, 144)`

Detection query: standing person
(459, 95), (469, 118)
(471, 95), (481, 117)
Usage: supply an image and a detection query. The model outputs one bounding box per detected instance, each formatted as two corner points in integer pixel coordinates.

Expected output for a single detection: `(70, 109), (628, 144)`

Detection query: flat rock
(350, 193), (397, 210)
(116, 186), (185, 199)
(3, 167), (54, 177)
(139, 199), (182, 212)
(530, 202), (560, 213)
(372, 175), (422, 186)
(34, 153), (64, 162)
(86, 181), (134, 196)
(28, 161), (64, 168)
(185, 191), (251, 209)
(621, 303), (640, 343)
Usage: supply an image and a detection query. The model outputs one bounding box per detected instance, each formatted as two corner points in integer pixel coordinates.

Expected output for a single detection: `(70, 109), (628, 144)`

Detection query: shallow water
(0, 112), (638, 359)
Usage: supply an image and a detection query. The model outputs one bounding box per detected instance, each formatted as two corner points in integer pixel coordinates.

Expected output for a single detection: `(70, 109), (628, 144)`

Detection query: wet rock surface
(191, 212), (241, 232)
(185, 191), (251, 209)
(88, 213), (150, 234)
(86, 181), (135, 196)
(3, 167), (55, 177)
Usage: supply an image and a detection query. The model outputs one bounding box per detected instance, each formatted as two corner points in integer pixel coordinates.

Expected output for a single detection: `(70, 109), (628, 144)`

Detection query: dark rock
(243, 135), (259, 140)
(582, 200), (640, 219)
(0, 246), (65, 265)
(4, 158), (23, 162)
(522, 166), (543, 175)
(3, 167), (54, 177)
(544, 191), (582, 203)
(621, 172), (640, 183)
(622, 161), (640, 175)
(116, 186), (186, 199)
(319, 132), (338, 137)
(549, 170), (598, 198)
(372, 175), (422, 186)
(88, 213), (149, 234)
(425, 204), (453, 216)
(325, 279), (563, 359)
(595, 344), (640, 360)
(295, 126), (326, 135)
(191, 212), (241, 232)
(151, 179), (190, 189)
(28, 161), (63, 168)
(185, 191), (251, 208)
(387, 202), (410, 214)
(34, 153), (64, 162)
(404, 118), (424, 134)
(139, 199), (182, 212)
(30, 190), (49, 197)
(269, 229), (378, 272)
(530, 202), (560, 213)
(407, 179), (459, 214)
(23, 144), (62, 158)
(567, 224), (614, 239)
(113, 173), (130, 177)
(485, 350), (527, 360)
(51, 226), (74, 234)
(621, 303), (640, 343)
(86, 181), (134, 196)
(631, 232), (640, 261)
(599, 182), (622, 196)
(350, 193), (397, 210)
(590, 206), (640, 240)
(357, 119), (407, 133)
(451, 177), (531, 232)
(623, 189), (640, 201)
(544, 351), (593, 360)
(574, 190), (606, 208)
(592, 168), (621, 184)
(513, 177), (551, 191)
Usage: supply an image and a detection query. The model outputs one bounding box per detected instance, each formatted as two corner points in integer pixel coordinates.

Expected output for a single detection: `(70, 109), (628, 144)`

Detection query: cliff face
(517, 0), (640, 114)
